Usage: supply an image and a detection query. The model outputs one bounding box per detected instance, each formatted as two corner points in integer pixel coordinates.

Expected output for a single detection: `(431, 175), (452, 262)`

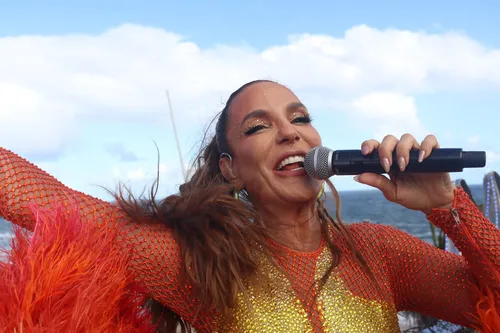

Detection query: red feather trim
(456, 217), (500, 333)
(469, 284), (500, 333)
(0, 201), (156, 333)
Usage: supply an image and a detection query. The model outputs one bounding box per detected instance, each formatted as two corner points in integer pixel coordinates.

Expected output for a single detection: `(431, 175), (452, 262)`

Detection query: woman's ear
(219, 157), (237, 181)
(219, 156), (243, 189)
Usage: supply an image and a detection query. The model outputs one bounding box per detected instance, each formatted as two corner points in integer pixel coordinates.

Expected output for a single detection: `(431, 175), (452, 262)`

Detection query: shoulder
(345, 221), (418, 252)
(346, 221), (400, 239)
(345, 221), (438, 259)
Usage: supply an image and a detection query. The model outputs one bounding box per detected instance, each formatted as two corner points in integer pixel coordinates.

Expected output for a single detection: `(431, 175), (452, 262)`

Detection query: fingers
(418, 134), (440, 162)
(361, 133), (441, 173)
(395, 133), (420, 171)
(360, 139), (380, 155)
(378, 135), (398, 172)
(355, 173), (397, 201)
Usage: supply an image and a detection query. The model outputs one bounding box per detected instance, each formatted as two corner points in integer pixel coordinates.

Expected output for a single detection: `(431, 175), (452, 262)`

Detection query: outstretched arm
(0, 147), (208, 328)
(0, 147), (121, 229)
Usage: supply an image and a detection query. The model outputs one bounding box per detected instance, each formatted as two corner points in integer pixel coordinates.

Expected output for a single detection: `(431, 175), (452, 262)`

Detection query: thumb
(354, 173), (397, 202)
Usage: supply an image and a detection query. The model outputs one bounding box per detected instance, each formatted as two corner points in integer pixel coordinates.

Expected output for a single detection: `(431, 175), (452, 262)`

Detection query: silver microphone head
(304, 146), (334, 180)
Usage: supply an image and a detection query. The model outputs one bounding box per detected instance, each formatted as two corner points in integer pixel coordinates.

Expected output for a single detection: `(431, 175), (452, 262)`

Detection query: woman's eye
(243, 125), (267, 136)
(292, 115), (312, 124)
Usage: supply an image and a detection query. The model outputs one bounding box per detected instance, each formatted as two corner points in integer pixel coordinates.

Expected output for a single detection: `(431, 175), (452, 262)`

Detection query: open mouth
(277, 155), (305, 172)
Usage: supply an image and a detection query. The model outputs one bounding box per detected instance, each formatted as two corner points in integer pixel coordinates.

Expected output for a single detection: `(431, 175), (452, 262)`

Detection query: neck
(254, 199), (322, 252)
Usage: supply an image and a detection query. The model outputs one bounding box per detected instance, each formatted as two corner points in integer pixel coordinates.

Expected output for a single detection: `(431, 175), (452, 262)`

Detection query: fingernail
(382, 158), (390, 173)
(398, 157), (406, 171)
(362, 145), (369, 155)
(353, 175), (360, 182)
(418, 150), (425, 163)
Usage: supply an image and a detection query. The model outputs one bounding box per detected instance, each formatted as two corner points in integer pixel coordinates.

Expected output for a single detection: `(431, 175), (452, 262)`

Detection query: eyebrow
(286, 102), (307, 112)
(240, 109), (267, 127)
(239, 102), (307, 127)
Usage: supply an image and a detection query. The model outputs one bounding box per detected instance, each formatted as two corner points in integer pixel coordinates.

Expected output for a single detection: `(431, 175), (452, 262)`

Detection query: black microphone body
(304, 147), (486, 179)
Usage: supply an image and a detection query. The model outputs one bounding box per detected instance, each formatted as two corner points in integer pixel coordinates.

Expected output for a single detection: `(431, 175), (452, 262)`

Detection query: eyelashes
(292, 115), (313, 124)
(243, 125), (266, 136)
(242, 115), (313, 136)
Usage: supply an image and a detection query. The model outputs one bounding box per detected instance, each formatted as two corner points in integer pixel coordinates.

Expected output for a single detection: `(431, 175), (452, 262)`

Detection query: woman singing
(0, 80), (499, 332)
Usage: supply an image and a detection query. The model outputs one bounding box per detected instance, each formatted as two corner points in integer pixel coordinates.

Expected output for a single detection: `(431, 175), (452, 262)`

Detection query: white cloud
(487, 151), (500, 163)
(111, 167), (121, 178)
(108, 161), (185, 195)
(468, 135), (480, 144)
(112, 163), (169, 182)
(1, 24), (499, 158)
(350, 92), (427, 140)
(0, 83), (77, 155)
(159, 163), (169, 174)
(126, 168), (146, 180)
(111, 167), (144, 181)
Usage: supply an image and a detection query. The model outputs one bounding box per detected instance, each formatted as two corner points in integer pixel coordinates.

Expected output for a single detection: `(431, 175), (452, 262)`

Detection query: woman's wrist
(423, 188), (456, 215)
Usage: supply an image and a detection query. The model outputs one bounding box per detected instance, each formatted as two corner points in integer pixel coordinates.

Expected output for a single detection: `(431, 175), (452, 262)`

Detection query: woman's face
(224, 81), (323, 206)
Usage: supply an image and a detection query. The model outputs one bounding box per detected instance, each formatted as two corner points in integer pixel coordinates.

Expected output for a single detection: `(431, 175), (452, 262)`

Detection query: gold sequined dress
(1, 147), (499, 332)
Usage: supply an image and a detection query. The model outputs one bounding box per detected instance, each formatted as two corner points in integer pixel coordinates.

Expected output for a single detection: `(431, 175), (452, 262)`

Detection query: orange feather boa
(472, 284), (500, 333)
(0, 203), (155, 333)
(454, 215), (500, 333)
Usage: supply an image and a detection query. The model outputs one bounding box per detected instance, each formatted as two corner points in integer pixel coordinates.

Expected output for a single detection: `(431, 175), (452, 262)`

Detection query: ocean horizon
(0, 184), (486, 250)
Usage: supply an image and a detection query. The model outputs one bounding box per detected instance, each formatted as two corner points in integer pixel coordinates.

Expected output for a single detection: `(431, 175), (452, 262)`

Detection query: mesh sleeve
(427, 187), (500, 289)
(349, 187), (500, 328)
(0, 147), (209, 329)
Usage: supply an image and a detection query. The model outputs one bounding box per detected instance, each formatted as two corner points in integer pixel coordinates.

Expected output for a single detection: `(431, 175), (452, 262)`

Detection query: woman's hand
(354, 133), (455, 214)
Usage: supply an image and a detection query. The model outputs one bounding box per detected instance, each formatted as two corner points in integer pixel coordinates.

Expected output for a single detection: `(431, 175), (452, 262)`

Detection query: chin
(281, 189), (319, 204)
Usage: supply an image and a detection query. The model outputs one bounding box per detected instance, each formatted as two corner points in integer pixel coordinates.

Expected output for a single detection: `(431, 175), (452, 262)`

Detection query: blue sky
(1, 1), (498, 46)
(0, 1), (499, 199)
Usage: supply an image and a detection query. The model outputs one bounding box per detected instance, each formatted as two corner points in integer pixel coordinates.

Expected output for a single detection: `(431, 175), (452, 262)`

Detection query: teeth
(278, 155), (305, 170)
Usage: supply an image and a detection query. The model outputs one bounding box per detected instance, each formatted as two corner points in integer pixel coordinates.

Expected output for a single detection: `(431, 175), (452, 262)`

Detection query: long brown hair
(113, 80), (375, 332)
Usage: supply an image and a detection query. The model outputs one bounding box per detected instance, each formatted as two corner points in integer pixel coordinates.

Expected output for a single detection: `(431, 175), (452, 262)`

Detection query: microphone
(304, 146), (486, 179)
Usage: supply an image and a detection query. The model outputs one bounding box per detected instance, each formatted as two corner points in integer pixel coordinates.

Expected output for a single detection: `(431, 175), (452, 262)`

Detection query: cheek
(235, 146), (261, 179)
(304, 127), (322, 147)
(235, 142), (272, 182)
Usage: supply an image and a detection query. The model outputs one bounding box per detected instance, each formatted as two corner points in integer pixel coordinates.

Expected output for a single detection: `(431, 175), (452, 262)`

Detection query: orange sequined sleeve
(354, 187), (500, 328)
(0, 147), (205, 327)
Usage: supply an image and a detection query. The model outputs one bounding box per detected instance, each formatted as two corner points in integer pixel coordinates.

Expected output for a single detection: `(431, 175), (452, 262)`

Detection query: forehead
(228, 82), (300, 123)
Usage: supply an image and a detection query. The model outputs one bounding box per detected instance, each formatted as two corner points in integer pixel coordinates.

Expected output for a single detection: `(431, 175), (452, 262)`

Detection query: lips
(274, 151), (306, 171)
(277, 155), (305, 171)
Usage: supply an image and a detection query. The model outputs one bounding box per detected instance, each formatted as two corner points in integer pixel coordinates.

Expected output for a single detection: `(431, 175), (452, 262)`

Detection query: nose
(275, 121), (300, 145)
